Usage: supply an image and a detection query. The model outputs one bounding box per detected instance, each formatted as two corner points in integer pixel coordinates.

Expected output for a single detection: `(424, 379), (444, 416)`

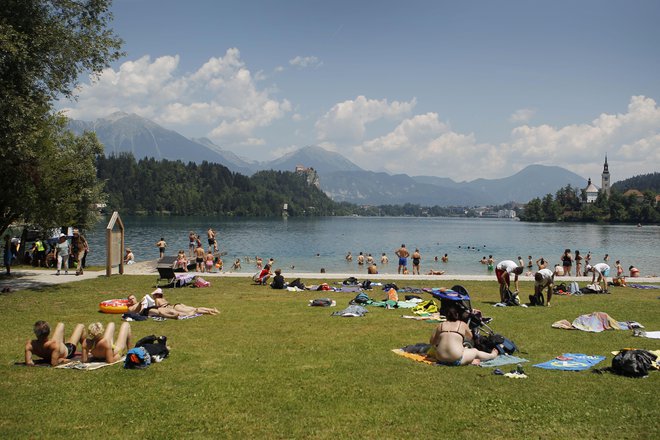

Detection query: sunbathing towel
(627, 284), (660, 289)
(401, 314), (445, 323)
(633, 330), (660, 339)
(55, 357), (125, 370)
(479, 354), (529, 368)
(533, 353), (606, 371)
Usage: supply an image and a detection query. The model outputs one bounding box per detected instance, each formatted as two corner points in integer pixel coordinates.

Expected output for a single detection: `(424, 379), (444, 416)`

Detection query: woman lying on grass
(87, 322), (132, 363)
(127, 289), (219, 319)
(429, 302), (498, 366)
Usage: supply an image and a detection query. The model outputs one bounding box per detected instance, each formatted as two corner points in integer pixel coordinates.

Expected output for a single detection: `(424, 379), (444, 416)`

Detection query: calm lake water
(83, 216), (660, 276)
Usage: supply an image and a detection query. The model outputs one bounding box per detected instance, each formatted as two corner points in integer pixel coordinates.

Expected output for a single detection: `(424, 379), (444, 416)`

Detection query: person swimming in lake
(429, 302), (498, 366)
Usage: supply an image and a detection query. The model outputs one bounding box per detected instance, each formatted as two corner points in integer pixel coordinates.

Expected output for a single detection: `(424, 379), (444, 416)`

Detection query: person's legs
(460, 347), (498, 365)
(76, 250), (85, 274)
(546, 284), (553, 306)
(52, 322), (66, 344)
(56, 254), (62, 272)
(67, 324), (86, 346)
(150, 307), (180, 319)
(62, 254), (69, 273)
(173, 304), (197, 315)
(114, 322), (131, 355)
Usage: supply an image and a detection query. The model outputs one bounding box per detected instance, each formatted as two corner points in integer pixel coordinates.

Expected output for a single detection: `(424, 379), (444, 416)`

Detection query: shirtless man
(207, 228), (218, 252)
(25, 321), (87, 366)
(194, 242), (205, 272)
(395, 244), (410, 274)
(380, 253), (388, 264)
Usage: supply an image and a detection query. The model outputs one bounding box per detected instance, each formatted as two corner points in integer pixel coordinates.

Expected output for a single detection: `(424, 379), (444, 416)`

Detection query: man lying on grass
(25, 321), (88, 366)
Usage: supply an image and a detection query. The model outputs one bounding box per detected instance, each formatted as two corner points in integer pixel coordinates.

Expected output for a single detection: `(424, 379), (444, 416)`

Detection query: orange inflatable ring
(99, 299), (130, 314)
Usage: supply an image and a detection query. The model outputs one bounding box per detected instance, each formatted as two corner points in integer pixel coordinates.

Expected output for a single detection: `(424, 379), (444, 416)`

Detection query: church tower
(601, 154), (610, 197)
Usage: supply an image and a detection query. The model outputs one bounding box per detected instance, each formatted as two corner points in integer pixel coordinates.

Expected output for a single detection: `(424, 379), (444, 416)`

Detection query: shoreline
(2, 259), (656, 292)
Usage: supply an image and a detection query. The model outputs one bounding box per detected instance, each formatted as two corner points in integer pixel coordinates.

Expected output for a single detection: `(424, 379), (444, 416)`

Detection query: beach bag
(503, 288), (520, 306)
(479, 334), (518, 355)
(351, 292), (371, 305)
(360, 280), (372, 289)
(611, 349), (657, 378)
(135, 335), (170, 362)
(529, 292), (544, 306)
(343, 277), (358, 285)
(124, 347), (152, 369)
(382, 283), (399, 291)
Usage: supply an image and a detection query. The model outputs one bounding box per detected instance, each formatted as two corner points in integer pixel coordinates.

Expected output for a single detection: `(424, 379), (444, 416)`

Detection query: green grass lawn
(0, 275), (658, 439)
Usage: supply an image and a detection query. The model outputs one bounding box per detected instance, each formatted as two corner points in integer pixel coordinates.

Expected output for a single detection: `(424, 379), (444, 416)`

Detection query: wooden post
(105, 211), (125, 277)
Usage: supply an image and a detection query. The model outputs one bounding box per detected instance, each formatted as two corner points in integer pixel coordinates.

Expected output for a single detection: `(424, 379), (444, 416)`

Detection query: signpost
(105, 211), (124, 276)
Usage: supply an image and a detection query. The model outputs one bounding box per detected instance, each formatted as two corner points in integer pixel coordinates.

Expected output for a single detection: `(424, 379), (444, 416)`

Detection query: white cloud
(289, 55), (323, 69)
(346, 95), (660, 180)
(60, 49), (291, 147)
(509, 108), (536, 123)
(315, 96), (416, 142)
(351, 113), (498, 178)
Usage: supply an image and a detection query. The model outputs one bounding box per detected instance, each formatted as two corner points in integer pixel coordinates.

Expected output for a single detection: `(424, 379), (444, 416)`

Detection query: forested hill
(612, 172), (660, 192)
(96, 154), (344, 216)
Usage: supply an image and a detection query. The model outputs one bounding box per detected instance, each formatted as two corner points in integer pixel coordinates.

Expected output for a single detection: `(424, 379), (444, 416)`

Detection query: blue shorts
(601, 268), (610, 277)
(399, 257), (407, 266)
(437, 358), (462, 366)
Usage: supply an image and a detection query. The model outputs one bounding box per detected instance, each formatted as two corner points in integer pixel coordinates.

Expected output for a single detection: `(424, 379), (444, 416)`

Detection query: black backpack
(611, 349), (657, 377)
(343, 277), (358, 285)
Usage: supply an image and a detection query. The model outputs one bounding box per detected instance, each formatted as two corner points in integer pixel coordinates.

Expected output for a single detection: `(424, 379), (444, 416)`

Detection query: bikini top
(439, 321), (466, 342)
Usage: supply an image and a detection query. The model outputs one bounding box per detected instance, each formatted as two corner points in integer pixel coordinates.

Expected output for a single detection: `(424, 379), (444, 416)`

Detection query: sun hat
(59, 233), (66, 238)
(152, 288), (163, 295)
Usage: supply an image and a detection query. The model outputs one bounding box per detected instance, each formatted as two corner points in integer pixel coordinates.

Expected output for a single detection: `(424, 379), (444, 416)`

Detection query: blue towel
(533, 353), (606, 371)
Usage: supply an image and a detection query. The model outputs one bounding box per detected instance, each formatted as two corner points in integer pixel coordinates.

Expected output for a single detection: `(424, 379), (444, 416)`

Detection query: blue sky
(59, 0), (660, 182)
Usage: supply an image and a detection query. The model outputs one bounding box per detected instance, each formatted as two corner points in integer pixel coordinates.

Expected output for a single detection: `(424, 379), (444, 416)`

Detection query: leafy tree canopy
(0, 0), (123, 236)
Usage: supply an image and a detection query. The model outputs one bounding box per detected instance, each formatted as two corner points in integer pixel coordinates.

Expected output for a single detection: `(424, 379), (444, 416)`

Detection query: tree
(0, 0), (123, 236)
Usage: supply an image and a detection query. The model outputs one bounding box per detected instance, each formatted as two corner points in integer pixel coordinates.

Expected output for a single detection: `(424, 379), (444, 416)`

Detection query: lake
(82, 216), (660, 276)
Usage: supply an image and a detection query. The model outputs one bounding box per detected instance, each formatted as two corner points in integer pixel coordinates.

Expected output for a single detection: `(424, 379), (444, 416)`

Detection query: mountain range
(69, 112), (588, 206)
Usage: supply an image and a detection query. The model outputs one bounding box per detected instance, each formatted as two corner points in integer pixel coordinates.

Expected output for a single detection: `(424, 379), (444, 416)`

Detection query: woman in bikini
(153, 289), (219, 316)
(429, 303), (498, 366)
(86, 322), (132, 363)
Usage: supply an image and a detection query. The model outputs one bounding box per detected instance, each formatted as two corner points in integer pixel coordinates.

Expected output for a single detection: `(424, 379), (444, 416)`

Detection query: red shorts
(495, 268), (508, 284)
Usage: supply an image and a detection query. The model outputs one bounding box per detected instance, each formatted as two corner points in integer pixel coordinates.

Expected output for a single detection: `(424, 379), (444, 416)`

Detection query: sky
(58, 0), (660, 182)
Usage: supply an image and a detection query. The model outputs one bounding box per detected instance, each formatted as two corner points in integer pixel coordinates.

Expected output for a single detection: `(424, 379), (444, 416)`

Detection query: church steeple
(601, 154), (610, 197)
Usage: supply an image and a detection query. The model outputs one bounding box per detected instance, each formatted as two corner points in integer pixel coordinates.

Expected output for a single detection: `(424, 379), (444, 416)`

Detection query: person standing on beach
(584, 251), (592, 275)
(412, 248), (422, 275)
(71, 229), (88, 276)
(155, 237), (167, 259)
(194, 242), (205, 272)
(586, 263), (610, 293)
(188, 231), (196, 258)
(575, 250), (582, 277)
(395, 244), (410, 274)
(561, 249), (573, 277)
(495, 260), (524, 302)
(207, 228), (218, 253)
(3, 234), (12, 275)
(54, 233), (70, 275)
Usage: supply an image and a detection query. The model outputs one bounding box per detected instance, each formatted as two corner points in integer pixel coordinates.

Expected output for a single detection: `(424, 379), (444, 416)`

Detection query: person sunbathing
(25, 321), (88, 366)
(427, 270), (445, 275)
(429, 303), (498, 366)
(152, 288), (219, 316)
(86, 321), (132, 363)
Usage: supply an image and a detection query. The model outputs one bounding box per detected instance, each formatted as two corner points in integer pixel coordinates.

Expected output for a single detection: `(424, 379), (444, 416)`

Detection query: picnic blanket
(533, 353), (606, 371)
(552, 312), (643, 332)
(627, 284), (660, 289)
(332, 305), (367, 317)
